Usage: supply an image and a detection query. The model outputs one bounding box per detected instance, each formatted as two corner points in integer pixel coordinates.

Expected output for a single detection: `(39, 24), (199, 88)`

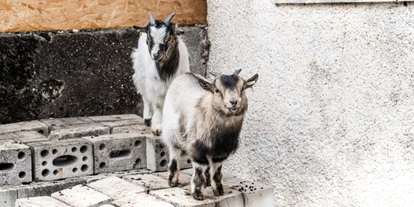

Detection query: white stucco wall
(206, 1), (414, 206)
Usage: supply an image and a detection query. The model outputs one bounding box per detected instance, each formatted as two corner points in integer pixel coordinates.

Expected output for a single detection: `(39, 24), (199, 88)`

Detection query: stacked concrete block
(51, 185), (112, 207)
(7, 131), (50, 144)
(146, 134), (169, 172)
(223, 177), (275, 207)
(15, 196), (71, 207)
(0, 140), (32, 185)
(41, 117), (110, 140)
(0, 120), (49, 136)
(87, 176), (145, 199)
(83, 133), (146, 173)
(111, 124), (151, 135)
(27, 138), (93, 181)
(89, 114), (145, 133)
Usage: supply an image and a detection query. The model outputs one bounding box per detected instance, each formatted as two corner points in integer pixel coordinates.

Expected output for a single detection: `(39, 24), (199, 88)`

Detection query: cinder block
(224, 177), (275, 207)
(41, 117), (110, 140)
(88, 114), (144, 133)
(51, 185), (111, 207)
(87, 176), (145, 200)
(0, 120), (49, 136)
(112, 194), (174, 207)
(111, 124), (151, 134)
(0, 189), (17, 207)
(16, 177), (86, 198)
(0, 140), (32, 185)
(146, 135), (168, 172)
(83, 133), (146, 173)
(7, 131), (50, 144)
(27, 138), (93, 181)
(15, 196), (71, 207)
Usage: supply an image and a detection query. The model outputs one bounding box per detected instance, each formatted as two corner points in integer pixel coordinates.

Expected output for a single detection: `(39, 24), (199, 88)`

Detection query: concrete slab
(15, 177), (86, 198)
(7, 131), (50, 144)
(111, 124), (151, 134)
(112, 194), (174, 207)
(123, 173), (171, 191)
(41, 117), (110, 140)
(82, 133), (146, 173)
(0, 121), (49, 136)
(0, 140), (32, 185)
(87, 176), (145, 200)
(51, 185), (111, 207)
(224, 177), (275, 207)
(150, 187), (217, 207)
(0, 188), (17, 207)
(153, 171), (193, 187)
(15, 196), (71, 207)
(27, 138), (93, 181)
(88, 114), (141, 122)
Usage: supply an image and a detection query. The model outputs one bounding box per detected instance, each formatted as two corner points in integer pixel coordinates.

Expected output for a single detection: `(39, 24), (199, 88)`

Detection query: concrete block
(152, 171), (193, 187)
(175, 185), (245, 207)
(89, 114), (144, 133)
(0, 121), (49, 136)
(111, 124), (151, 134)
(27, 138), (93, 181)
(0, 189), (17, 207)
(150, 187), (218, 207)
(15, 196), (71, 207)
(41, 117), (110, 140)
(87, 176), (145, 200)
(7, 131), (50, 144)
(16, 177), (86, 198)
(146, 135), (168, 172)
(51, 185), (111, 207)
(123, 174), (171, 190)
(224, 177), (275, 207)
(112, 194), (174, 207)
(0, 141), (32, 185)
(0, 134), (11, 141)
(83, 133), (146, 173)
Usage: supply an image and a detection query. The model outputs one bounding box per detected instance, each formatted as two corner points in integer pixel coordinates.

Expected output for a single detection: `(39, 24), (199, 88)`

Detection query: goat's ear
(197, 78), (213, 92)
(233, 69), (242, 75)
(148, 12), (156, 25)
(244, 74), (259, 89)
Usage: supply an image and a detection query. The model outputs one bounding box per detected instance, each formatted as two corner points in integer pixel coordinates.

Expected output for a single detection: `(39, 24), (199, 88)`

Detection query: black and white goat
(162, 69), (259, 200)
(131, 12), (190, 135)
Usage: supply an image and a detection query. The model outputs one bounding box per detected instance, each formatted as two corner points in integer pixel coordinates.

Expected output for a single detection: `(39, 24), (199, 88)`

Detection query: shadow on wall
(0, 27), (208, 124)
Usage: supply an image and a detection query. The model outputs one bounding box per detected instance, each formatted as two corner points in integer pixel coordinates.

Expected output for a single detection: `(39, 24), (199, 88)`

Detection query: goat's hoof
(168, 179), (179, 187)
(152, 129), (161, 136)
(192, 190), (204, 200)
(144, 119), (151, 127)
(213, 185), (224, 196)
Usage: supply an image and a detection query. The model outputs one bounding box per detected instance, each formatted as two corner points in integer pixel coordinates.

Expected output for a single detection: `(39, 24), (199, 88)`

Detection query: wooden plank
(0, 0), (207, 32)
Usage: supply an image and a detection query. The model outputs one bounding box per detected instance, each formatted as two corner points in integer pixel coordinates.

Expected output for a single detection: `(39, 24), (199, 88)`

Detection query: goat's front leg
(151, 103), (162, 136)
(142, 97), (153, 126)
(191, 161), (208, 200)
(168, 146), (181, 187)
(210, 162), (224, 196)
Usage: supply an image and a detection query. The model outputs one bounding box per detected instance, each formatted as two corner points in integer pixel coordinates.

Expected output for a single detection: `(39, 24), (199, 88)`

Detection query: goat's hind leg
(168, 146), (181, 187)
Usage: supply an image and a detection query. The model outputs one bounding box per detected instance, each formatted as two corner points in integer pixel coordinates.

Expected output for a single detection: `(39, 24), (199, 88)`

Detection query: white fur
(131, 32), (190, 134)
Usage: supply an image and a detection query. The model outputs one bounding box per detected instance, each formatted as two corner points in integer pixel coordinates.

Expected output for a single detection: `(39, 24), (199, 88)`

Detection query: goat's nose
(230, 100), (238, 105)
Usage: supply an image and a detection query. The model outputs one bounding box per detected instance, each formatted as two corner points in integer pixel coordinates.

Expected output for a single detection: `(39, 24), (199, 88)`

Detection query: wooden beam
(0, 0), (207, 32)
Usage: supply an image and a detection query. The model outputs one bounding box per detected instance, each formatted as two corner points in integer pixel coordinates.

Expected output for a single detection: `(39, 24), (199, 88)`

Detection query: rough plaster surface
(207, 1), (414, 206)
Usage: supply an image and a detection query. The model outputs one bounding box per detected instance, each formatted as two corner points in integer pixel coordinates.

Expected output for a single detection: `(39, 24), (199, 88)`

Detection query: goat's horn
(233, 69), (242, 75)
(210, 71), (221, 77)
(164, 12), (176, 25)
(148, 12), (156, 25)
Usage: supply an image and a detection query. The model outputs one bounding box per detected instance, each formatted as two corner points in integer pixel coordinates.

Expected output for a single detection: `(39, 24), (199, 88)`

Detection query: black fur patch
(168, 159), (178, 187)
(169, 159), (177, 174)
(210, 124), (241, 159)
(191, 140), (209, 165)
(212, 157), (227, 163)
(204, 167), (211, 187)
(212, 166), (224, 196)
(144, 119), (151, 126)
(220, 75), (239, 89)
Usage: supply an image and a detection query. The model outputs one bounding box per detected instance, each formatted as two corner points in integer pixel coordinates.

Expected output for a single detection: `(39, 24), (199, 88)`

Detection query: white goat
(131, 12), (190, 135)
(162, 69), (258, 200)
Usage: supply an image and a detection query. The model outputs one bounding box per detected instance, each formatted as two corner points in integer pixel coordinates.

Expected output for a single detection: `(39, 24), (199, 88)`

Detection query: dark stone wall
(0, 27), (208, 124)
